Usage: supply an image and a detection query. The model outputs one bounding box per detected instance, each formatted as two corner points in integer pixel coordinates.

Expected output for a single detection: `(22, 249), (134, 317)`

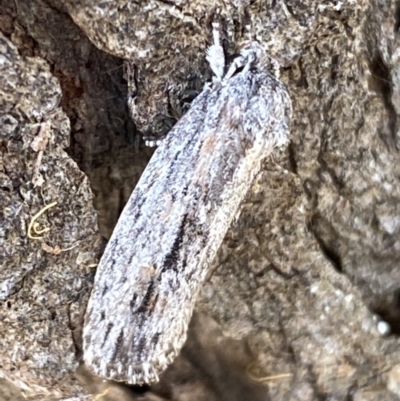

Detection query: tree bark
(1, 1), (400, 400)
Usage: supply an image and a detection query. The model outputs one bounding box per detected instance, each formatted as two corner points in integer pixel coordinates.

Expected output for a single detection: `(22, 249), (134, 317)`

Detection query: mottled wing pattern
(83, 49), (291, 385)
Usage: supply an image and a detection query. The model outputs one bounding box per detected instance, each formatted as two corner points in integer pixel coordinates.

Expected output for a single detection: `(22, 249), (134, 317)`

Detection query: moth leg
(143, 135), (167, 147)
(206, 22), (225, 82)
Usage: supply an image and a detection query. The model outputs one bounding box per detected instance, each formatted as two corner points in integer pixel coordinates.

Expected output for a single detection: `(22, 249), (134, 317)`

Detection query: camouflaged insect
(83, 24), (292, 385)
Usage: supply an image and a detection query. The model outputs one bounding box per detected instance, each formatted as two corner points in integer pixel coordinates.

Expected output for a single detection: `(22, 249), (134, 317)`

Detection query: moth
(83, 24), (292, 385)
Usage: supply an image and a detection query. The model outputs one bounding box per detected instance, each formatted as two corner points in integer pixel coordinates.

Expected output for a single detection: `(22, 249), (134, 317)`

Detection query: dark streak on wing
(101, 284), (109, 297)
(136, 279), (156, 314)
(111, 329), (125, 362)
(127, 251), (136, 268)
(137, 335), (148, 359)
(130, 293), (138, 311)
(161, 214), (188, 273)
(107, 258), (116, 272)
(131, 172), (162, 219)
(152, 331), (161, 347)
(102, 322), (114, 347)
(171, 149), (181, 164)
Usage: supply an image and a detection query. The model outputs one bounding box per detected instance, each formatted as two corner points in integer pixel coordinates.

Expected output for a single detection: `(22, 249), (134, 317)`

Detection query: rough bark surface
(0, 26), (100, 399)
(1, 0), (400, 400)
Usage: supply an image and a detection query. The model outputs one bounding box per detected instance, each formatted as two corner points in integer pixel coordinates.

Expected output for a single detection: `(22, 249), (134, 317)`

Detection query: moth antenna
(206, 22), (225, 82)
